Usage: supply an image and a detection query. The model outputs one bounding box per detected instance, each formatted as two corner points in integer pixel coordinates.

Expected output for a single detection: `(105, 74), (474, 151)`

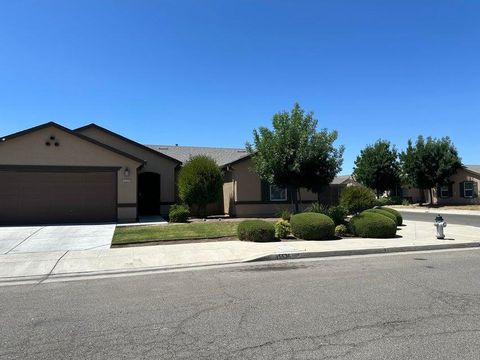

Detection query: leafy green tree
(177, 155), (223, 217)
(353, 140), (401, 197)
(400, 136), (462, 204)
(246, 103), (344, 212)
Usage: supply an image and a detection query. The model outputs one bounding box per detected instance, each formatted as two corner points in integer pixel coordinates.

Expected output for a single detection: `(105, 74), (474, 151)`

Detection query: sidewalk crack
(36, 250), (69, 285)
(5, 227), (45, 254)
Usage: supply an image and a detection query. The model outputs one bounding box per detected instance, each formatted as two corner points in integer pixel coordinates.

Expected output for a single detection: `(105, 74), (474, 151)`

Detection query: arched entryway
(138, 172), (161, 216)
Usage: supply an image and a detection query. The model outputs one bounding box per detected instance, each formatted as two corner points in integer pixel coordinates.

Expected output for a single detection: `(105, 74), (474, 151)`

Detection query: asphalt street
(2, 249), (480, 359)
(399, 211), (480, 227)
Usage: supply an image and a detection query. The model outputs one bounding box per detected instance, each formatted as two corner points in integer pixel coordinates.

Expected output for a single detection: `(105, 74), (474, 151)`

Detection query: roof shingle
(147, 145), (249, 167)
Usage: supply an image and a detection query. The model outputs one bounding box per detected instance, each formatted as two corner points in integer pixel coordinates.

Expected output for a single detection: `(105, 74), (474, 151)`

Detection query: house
(0, 122), (180, 225)
(401, 165), (480, 205)
(148, 145), (357, 217)
(0, 122), (355, 225)
(430, 165), (480, 205)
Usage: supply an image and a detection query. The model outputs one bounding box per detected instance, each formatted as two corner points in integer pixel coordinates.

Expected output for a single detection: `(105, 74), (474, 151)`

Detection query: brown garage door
(0, 169), (117, 225)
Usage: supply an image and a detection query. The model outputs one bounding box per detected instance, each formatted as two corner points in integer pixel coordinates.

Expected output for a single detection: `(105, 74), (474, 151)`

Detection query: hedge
(339, 186), (376, 214)
(237, 220), (276, 242)
(290, 212), (335, 240)
(378, 207), (403, 226)
(168, 204), (190, 223)
(349, 211), (397, 238)
(363, 208), (398, 223)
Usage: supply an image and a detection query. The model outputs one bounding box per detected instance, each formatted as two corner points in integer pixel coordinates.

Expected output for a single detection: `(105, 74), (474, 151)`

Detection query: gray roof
(146, 144), (250, 166)
(331, 175), (355, 185)
(147, 144), (354, 184)
(466, 165), (480, 175)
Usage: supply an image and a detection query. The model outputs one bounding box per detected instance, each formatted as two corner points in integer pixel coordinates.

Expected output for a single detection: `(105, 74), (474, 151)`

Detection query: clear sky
(1, 1), (479, 174)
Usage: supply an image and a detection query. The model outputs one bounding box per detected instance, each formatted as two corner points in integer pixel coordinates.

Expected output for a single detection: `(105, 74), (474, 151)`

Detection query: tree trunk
(298, 188), (302, 212)
(292, 187), (299, 214)
(429, 188), (434, 205)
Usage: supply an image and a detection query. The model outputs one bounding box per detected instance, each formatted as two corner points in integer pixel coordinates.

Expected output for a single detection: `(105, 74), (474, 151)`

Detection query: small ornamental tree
(246, 103), (344, 212)
(177, 155), (223, 217)
(400, 136), (462, 204)
(353, 139), (401, 197)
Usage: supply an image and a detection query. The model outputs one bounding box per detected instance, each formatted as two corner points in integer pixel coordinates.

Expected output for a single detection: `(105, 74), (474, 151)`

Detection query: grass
(112, 221), (239, 245)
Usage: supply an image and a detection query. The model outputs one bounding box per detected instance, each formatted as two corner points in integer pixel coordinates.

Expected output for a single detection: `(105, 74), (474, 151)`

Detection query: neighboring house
(400, 165), (480, 205)
(430, 165), (480, 205)
(0, 122), (356, 225)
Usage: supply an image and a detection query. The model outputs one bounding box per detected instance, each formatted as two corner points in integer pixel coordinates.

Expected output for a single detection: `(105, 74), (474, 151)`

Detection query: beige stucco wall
(77, 127), (178, 209)
(0, 125), (142, 221)
(433, 168), (480, 205)
(231, 158), (318, 202)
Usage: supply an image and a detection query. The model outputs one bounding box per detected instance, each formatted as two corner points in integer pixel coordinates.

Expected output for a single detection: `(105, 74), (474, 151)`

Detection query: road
(2, 249), (480, 359)
(399, 210), (480, 227)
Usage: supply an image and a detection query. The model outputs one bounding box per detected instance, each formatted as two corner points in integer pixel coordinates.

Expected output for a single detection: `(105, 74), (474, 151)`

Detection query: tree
(353, 139), (401, 197)
(246, 103), (344, 212)
(177, 155), (223, 217)
(400, 136), (462, 204)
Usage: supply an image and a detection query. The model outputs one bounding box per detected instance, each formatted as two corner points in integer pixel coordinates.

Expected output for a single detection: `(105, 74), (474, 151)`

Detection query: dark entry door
(137, 172), (161, 215)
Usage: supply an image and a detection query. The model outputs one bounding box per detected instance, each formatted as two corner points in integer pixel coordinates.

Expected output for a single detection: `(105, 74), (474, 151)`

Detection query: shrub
(340, 186), (376, 214)
(177, 155), (223, 217)
(374, 196), (403, 207)
(290, 212), (335, 240)
(304, 203), (346, 226)
(237, 220), (275, 242)
(349, 211), (397, 238)
(378, 207), (403, 226)
(335, 224), (348, 236)
(402, 198), (411, 206)
(364, 208), (398, 223)
(326, 205), (347, 225)
(277, 208), (292, 221)
(275, 220), (291, 238)
(305, 202), (329, 214)
(169, 204), (190, 223)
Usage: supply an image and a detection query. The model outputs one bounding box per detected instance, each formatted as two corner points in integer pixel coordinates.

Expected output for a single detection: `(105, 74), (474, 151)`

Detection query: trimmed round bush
(238, 220), (275, 242)
(364, 208), (397, 223)
(349, 211), (397, 238)
(290, 212), (335, 240)
(275, 219), (291, 239)
(335, 224), (348, 236)
(168, 204), (190, 223)
(378, 207), (403, 226)
(340, 186), (376, 214)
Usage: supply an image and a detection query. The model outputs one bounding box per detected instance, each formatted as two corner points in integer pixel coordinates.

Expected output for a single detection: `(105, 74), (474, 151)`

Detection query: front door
(137, 172), (161, 215)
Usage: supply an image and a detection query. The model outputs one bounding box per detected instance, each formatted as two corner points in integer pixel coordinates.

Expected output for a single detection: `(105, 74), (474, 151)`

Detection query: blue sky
(1, 1), (479, 174)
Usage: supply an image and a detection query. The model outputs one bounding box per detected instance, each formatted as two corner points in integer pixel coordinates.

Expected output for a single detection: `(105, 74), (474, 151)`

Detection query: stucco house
(0, 122), (355, 225)
(401, 165), (480, 205)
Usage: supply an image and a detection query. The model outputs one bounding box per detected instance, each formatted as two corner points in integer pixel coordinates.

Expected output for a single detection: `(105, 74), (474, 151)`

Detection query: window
(464, 181), (474, 198)
(440, 185), (450, 198)
(270, 185), (287, 201)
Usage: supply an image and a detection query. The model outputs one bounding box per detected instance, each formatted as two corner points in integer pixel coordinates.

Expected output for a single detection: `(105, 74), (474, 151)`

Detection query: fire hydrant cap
(435, 214), (444, 222)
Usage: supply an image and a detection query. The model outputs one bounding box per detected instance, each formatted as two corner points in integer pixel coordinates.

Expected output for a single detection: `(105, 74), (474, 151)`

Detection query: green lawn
(112, 221), (239, 245)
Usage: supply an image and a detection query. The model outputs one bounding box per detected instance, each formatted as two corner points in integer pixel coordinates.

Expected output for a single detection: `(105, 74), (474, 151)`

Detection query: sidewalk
(1, 220), (479, 285)
(391, 206), (480, 216)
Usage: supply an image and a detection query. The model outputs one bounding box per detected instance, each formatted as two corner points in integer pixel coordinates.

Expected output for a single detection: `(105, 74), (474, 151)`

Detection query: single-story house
(148, 144), (358, 217)
(401, 165), (480, 205)
(0, 122), (356, 225)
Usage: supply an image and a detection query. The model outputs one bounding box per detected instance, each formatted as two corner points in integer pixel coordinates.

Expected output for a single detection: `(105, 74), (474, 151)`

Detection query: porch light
(124, 167), (130, 177)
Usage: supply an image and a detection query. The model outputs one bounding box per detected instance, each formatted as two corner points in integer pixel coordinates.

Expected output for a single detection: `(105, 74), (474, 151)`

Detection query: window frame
(440, 185), (450, 198)
(464, 181), (474, 198)
(269, 184), (287, 202)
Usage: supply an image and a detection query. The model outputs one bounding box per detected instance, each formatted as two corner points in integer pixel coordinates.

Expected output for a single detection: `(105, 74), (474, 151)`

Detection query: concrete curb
(247, 242), (480, 262)
(1, 241), (479, 286)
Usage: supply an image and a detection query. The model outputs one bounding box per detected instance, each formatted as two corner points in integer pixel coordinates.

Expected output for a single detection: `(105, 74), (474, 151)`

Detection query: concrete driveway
(0, 224), (115, 254)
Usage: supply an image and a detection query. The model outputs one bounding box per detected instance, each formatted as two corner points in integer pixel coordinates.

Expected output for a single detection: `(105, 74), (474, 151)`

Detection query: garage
(0, 167), (118, 225)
